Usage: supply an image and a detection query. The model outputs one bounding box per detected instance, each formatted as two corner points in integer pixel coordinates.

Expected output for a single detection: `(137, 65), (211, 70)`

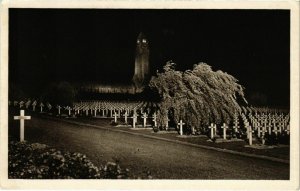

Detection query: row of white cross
(12, 109), (187, 142)
(241, 106), (289, 115)
(208, 122), (257, 145)
(11, 100), (290, 145)
(12, 109), (290, 146)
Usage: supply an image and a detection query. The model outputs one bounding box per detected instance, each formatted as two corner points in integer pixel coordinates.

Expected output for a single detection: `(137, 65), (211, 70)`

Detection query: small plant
(110, 121), (119, 126)
(264, 133), (279, 145)
(153, 126), (159, 132)
(278, 132), (290, 145)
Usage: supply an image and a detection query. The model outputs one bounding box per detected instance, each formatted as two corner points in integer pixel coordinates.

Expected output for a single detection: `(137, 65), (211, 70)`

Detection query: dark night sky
(9, 9), (290, 107)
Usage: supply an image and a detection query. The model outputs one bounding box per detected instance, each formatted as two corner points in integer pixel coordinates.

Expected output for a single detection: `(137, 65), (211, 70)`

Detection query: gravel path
(9, 115), (289, 179)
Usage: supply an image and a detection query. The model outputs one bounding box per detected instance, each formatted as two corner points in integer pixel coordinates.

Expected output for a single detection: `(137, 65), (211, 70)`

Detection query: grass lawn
(8, 108), (290, 179)
(71, 117), (290, 161)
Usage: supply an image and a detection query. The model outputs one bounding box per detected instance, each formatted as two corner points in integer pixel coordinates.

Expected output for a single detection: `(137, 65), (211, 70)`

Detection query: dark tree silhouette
(41, 81), (77, 106)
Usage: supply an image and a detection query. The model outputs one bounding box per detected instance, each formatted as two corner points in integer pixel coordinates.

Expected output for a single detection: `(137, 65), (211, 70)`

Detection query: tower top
(137, 32), (148, 44)
(132, 32), (150, 89)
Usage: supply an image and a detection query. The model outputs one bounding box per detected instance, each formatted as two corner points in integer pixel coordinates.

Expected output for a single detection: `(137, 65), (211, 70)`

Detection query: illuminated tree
(149, 61), (247, 131)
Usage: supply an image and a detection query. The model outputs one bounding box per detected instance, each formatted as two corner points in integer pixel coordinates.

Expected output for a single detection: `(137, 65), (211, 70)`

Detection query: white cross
(247, 126), (254, 145)
(152, 113), (157, 127)
(19, 101), (24, 108)
(165, 117), (170, 130)
(257, 125), (261, 137)
(113, 112), (118, 123)
(39, 103), (44, 113)
(47, 103), (52, 110)
(233, 124), (239, 133)
(267, 122), (272, 134)
(208, 123), (215, 139)
(25, 100), (31, 109)
(221, 123), (228, 140)
(178, 120), (185, 136)
(66, 106), (72, 116)
(14, 101), (18, 107)
(278, 122), (283, 133)
(32, 101), (37, 111)
(142, 113), (148, 127)
(272, 128), (280, 136)
(57, 105), (61, 115)
(132, 113), (137, 128)
(285, 124), (290, 135)
(124, 111), (128, 124)
(261, 126), (268, 145)
(14, 110), (31, 142)
(94, 107), (97, 117)
(272, 121), (279, 135)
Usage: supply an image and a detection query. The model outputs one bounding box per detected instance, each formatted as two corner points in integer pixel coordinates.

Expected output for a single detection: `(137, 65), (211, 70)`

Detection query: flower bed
(8, 141), (143, 179)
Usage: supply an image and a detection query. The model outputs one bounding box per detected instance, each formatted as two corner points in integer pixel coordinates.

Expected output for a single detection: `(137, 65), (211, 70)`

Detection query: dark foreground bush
(8, 141), (145, 179)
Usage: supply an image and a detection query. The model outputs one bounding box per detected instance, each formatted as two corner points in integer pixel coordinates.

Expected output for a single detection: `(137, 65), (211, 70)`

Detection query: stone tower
(132, 32), (149, 88)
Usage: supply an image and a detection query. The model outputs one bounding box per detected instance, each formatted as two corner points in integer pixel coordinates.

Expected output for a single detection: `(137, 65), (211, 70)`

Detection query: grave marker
(39, 102), (44, 113)
(65, 106), (72, 116)
(221, 123), (228, 140)
(285, 124), (290, 135)
(113, 112), (118, 123)
(178, 120), (185, 136)
(19, 101), (24, 108)
(25, 100), (31, 109)
(124, 111), (128, 124)
(165, 117), (170, 130)
(14, 110), (31, 142)
(152, 113), (157, 127)
(208, 123), (215, 139)
(132, 113), (137, 128)
(257, 125), (261, 137)
(57, 105), (62, 115)
(32, 100), (37, 111)
(14, 101), (18, 107)
(94, 107), (97, 117)
(278, 122), (283, 134)
(272, 127), (280, 136)
(47, 102), (52, 111)
(267, 122), (272, 134)
(261, 126), (268, 145)
(247, 126), (254, 145)
(142, 113), (148, 127)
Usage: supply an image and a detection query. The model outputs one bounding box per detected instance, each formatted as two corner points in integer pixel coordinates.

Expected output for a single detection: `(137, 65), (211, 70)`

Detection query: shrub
(264, 132), (290, 145)
(8, 141), (135, 179)
(41, 81), (77, 106)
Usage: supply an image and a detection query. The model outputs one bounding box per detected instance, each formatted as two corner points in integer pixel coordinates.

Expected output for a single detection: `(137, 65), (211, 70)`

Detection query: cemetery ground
(8, 109), (289, 179)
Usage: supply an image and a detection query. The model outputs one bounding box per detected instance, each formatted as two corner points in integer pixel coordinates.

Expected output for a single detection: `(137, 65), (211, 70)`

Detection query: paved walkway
(9, 115), (289, 179)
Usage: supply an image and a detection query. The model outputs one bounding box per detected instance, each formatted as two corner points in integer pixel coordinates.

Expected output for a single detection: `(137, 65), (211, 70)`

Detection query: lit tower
(132, 32), (150, 89)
